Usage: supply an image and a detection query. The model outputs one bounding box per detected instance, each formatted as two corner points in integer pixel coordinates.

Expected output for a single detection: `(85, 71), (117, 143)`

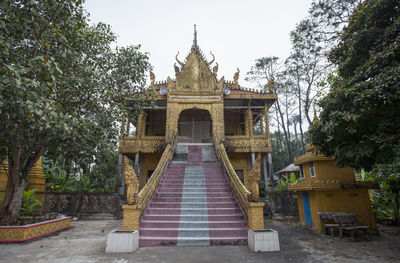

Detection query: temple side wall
(139, 153), (162, 188)
(227, 153), (249, 184)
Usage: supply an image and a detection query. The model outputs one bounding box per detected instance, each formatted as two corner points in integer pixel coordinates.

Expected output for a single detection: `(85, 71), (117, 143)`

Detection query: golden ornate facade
(120, 39), (276, 231)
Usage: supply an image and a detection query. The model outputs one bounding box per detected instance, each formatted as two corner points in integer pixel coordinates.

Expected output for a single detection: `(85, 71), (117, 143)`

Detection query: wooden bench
(332, 214), (369, 240)
(317, 212), (344, 236)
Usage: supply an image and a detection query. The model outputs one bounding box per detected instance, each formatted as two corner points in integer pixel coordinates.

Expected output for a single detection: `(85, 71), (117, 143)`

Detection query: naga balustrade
(212, 132), (265, 230)
(122, 133), (177, 230)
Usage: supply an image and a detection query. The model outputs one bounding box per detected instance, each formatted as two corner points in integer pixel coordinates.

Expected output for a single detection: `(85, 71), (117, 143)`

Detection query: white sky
(84, 0), (314, 88)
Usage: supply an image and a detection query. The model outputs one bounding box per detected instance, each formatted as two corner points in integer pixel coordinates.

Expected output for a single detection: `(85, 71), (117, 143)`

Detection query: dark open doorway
(178, 109), (212, 143)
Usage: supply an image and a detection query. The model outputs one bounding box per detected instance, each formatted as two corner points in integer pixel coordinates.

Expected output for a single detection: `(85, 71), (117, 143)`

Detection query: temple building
(118, 28), (277, 246)
(119, 32), (277, 194)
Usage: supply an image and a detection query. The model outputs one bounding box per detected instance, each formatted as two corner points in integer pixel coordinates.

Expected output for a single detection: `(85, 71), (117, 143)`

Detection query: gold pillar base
(247, 202), (265, 230)
(122, 205), (142, 230)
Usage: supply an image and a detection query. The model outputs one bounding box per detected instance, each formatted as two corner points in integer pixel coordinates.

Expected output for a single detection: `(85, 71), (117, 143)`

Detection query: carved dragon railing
(212, 132), (264, 230)
(122, 132), (177, 230)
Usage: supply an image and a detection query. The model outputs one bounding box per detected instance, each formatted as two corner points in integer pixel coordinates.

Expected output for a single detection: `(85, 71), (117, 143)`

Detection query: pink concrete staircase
(139, 144), (248, 247)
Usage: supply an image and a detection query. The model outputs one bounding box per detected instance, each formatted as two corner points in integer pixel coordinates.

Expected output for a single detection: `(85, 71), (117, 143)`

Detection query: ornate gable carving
(169, 48), (223, 96)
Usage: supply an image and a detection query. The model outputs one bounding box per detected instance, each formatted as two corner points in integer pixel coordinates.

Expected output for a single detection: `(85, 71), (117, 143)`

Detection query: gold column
(245, 106), (253, 136)
(264, 106), (270, 137)
(247, 202), (265, 230)
(136, 111), (146, 137)
(122, 205), (141, 230)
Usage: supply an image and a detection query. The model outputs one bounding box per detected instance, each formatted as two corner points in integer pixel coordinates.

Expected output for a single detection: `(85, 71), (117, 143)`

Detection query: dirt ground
(0, 219), (399, 263)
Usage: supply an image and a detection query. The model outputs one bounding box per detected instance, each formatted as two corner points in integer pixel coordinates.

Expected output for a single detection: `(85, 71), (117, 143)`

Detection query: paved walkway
(0, 219), (399, 263)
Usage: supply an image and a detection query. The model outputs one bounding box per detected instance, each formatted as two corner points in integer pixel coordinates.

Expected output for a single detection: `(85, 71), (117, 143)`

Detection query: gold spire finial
(313, 106), (319, 124)
(192, 24), (197, 49)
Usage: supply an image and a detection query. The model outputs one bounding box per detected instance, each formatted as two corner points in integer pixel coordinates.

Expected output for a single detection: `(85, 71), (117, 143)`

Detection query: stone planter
(106, 230), (139, 253)
(0, 217), (72, 242)
(248, 229), (280, 252)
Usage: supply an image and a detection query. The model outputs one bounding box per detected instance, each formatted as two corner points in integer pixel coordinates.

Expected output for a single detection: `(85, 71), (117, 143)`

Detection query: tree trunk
(285, 96), (292, 162)
(394, 191), (399, 226)
(276, 100), (292, 162)
(0, 138), (45, 225)
(293, 120), (298, 140)
(297, 80), (306, 154)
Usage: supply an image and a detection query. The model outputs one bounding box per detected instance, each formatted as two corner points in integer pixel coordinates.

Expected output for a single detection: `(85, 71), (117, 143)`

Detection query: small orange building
(288, 144), (377, 234)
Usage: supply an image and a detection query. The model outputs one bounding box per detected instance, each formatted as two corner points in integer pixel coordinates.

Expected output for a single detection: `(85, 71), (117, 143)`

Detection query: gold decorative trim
(119, 136), (166, 154)
(288, 180), (378, 191)
(224, 94), (278, 100)
(224, 136), (272, 153)
(294, 152), (335, 166)
(0, 217), (71, 242)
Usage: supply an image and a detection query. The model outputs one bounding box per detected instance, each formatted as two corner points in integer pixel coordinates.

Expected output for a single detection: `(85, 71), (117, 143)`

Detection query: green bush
(20, 190), (42, 217)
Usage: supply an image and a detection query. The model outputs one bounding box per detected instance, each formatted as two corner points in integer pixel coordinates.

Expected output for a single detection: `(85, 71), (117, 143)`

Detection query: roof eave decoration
(288, 180), (379, 191)
(294, 143), (334, 166)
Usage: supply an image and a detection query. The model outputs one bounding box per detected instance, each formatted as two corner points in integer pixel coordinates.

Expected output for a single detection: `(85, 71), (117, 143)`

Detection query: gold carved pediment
(170, 48), (223, 96)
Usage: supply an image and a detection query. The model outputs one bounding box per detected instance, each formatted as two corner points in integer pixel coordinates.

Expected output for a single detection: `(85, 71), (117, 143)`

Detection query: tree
(310, 0), (400, 170)
(246, 57), (295, 162)
(0, 0), (152, 224)
(365, 162), (400, 225)
(309, 0), (363, 45)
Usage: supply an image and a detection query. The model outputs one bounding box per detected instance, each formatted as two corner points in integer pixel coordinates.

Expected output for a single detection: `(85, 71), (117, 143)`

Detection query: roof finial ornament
(175, 51), (184, 67)
(149, 71), (155, 86)
(313, 105), (319, 124)
(207, 51), (215, 67)
(192, 24), (197, 49)
(233, 68), (240, 85)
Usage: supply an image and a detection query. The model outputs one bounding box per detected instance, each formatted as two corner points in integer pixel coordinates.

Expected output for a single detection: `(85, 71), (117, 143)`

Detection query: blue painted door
(302, 192), (312, 227)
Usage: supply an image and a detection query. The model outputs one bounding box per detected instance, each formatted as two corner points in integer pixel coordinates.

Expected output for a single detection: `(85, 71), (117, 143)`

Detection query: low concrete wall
(265, 190), (298, 218)
(41, 192), (122, 217)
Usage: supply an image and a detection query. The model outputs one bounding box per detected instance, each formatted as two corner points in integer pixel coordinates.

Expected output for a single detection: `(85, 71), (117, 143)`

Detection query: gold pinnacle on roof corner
(313, 106), (319, 124)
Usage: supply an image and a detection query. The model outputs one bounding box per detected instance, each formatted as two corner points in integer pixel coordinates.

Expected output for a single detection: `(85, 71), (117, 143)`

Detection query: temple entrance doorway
(178, 109), (212, 143)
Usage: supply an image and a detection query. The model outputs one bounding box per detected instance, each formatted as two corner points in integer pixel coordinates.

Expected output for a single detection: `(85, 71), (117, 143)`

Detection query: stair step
(153, 197), (235, 202)
(146, 208), (240, 215)
(149, 202), (238, 209)
(160, 180), (227, 184)
(139, 145), (248, 247)
(142, 214), (245, 221)
(140, 221), (246, 228)
(157, 190), (231, 194)
(139, 236), (248, 247)
(140, 228), (247, 237)
(157, 193), (233, 197)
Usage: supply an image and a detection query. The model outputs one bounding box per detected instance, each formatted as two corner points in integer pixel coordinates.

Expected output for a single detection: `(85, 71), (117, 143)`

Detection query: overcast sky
(84, 0), (314, 88)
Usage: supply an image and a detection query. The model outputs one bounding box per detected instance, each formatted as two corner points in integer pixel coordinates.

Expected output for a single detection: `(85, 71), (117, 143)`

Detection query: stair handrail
(135, 132), (177, 208)
(212, 132), (251, 215)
